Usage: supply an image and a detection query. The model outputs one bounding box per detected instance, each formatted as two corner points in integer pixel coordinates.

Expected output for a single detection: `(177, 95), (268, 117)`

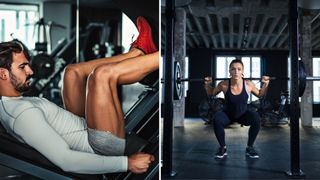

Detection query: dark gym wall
(185, 49), (290, 117)
(71, 5), (122, 60)
(261, 50), (289, 108)
(43, 2), (71, 49)
(186, 48), (214, 117)
(72, 5), (121, 29)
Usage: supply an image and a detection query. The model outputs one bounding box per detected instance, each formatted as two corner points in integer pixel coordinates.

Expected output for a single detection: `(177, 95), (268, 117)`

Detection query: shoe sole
(215, 152), (227, 159)
(246, 153), (259, 159)
(135, 16), (157, 54)
(137, 17), (149, 31)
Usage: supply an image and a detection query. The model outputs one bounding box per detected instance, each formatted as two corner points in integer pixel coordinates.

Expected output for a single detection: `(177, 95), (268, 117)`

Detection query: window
(313, 57), (320, 103)
(0, 4), (39, 49)
(288, 57), (302, 103)
(184, 56), (189, 97)
(215, 56), (261, 102)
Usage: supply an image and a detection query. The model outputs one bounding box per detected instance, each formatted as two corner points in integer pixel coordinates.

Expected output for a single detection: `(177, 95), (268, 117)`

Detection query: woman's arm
(248, 76), (270, 97)
(204, 77), (223, 96)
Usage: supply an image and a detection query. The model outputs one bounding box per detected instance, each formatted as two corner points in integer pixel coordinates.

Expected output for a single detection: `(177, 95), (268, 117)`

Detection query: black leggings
(213, 110), (260, 147)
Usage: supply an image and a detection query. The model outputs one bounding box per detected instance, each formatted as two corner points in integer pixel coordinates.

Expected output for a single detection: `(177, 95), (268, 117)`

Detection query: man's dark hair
(0, 40), (30, 70)
(229, 59), (243, 68)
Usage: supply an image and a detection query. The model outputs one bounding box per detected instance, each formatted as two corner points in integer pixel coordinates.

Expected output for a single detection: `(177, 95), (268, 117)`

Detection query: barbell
(166, 61), (320, 100)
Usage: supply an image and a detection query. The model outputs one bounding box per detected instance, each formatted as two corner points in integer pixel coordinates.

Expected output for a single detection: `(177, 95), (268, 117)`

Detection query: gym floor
(162, 118), (320, 179)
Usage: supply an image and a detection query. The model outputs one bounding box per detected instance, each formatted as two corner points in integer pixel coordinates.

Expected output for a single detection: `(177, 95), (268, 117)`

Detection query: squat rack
(162, 0), (305, 177)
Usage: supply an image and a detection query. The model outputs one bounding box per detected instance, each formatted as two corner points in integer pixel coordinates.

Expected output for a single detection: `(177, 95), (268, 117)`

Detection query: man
(204, 59), (269, 159)
(0, 16), (157, 174)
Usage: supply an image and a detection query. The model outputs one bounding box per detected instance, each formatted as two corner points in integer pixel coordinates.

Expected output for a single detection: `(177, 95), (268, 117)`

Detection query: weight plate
(299, 61), (307, 97)
(31, 53), (54, 79)
(173, 61), (183, 100)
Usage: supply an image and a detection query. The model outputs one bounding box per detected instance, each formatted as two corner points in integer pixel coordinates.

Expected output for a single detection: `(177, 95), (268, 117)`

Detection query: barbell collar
(305, 76), (320, 81)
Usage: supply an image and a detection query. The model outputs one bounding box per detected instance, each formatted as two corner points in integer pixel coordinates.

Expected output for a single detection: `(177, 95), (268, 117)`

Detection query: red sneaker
(132, 16), (157, 54)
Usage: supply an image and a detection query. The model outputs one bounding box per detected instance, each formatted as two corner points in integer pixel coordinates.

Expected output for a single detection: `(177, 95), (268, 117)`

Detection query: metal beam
(261, 16), (282, 48)
(268, 20), (288, 48)
(192, 15), (210, 48)
(237, 14), (244, 48)
(277, 33), (289, 48)
(186, 37), (195, 48)
(186, 17), (200, 46)
(217, 15), (225, 48)
(245, 16), (256, 49)
(229, 15), (234, 48)
(205, 15), (218, 48)
(253, 15), (268, 48)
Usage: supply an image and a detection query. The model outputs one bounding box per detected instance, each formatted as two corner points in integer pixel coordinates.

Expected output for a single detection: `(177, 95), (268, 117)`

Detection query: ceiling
(161, 0), (320, 51)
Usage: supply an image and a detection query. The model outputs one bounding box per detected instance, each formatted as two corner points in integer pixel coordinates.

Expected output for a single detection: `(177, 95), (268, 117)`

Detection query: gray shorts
(88, 128), (125, 156)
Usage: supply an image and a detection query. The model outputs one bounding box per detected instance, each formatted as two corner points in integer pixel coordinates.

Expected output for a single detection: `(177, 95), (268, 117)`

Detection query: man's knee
(88, 64), (119, 85)
(64, 64), (83, 82)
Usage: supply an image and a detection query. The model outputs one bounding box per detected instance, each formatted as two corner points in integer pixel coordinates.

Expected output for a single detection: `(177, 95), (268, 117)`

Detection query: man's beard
(9, 71), (32, 92)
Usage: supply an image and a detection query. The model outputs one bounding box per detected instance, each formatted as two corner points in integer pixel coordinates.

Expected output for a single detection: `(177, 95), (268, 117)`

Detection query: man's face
(9, 52), (33, 92)
(229, 62), (243, 80)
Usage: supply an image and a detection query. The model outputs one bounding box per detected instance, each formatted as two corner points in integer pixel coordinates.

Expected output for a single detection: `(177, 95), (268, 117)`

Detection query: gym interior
(0, 0), (159, 179)
(161, 0), (320, 179)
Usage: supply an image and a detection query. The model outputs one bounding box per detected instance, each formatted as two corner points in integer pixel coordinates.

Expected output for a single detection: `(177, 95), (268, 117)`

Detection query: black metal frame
(286, 0), (304, 177)
(0, 152), (73, 180)
(125, 81), (159, 132)
(162, 0), (176, 177)
(0, 126), (102, 179)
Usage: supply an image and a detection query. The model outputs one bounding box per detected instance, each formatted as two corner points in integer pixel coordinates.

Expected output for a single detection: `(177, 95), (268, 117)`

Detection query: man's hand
(204, 76), (212, 88)
(128, 152), (155, 174)
(261, 76), (270, 87)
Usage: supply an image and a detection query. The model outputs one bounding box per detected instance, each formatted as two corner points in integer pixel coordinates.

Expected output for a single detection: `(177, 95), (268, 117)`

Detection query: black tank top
(224, 79), (248, 118)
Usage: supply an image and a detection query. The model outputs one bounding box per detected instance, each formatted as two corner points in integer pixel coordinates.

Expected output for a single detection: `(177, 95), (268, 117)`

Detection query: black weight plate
(299, 61), (307, 97)
(173, 61), (182, 100)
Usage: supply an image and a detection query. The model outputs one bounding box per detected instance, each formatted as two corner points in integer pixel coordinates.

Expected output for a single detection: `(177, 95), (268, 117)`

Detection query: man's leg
(62, 15), (156, 117)
(86, 51), (159, 138)
(62, 49), (142, 117)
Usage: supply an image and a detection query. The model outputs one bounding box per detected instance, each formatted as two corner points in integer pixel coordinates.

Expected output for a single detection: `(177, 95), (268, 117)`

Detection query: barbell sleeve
(179, 78), (203, 82)
(305, 76), (320, 81)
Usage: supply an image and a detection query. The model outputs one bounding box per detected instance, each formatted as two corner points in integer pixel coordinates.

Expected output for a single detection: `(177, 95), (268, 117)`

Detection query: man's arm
(14, 107), (128, 174)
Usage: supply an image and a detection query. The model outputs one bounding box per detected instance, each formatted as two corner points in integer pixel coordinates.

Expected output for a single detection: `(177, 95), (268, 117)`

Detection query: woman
(204, 59), (269, 159)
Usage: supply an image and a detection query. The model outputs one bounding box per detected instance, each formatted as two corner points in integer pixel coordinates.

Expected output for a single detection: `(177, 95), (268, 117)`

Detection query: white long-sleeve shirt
(0, 96), (127, 174)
